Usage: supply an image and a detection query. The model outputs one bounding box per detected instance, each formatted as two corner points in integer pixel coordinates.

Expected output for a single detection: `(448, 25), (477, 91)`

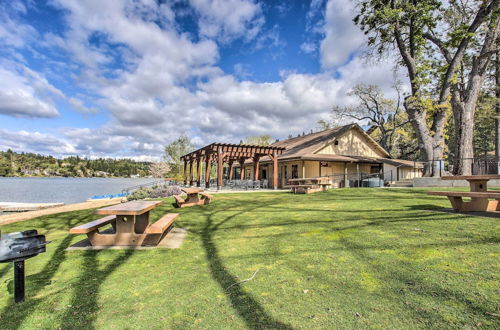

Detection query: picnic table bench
(427, 175), (500, 212)
(174, 188), (212, 208)
(285, 177), (330, 194)
(69, 200), (179, 246)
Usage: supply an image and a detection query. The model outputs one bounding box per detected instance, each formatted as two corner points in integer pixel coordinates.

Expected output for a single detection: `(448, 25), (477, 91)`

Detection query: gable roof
(260, 123), (389, 161)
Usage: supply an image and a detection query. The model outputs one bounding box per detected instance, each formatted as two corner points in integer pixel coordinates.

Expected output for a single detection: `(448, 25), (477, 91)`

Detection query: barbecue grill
(0, 229), (50, 303)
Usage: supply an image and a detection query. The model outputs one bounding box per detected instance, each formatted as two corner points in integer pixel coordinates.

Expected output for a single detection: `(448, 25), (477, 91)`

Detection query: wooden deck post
(253, 156), (260, 181)
(343, 162), (348, 188)
(183, 159), (188, 185)
(196, 157), (202, 187)
(189, 159), (194, 186)
(205, 155), (211, 188)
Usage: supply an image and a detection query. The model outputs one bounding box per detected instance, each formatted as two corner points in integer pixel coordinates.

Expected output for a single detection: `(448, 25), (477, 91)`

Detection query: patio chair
(262, 179), (268, 189)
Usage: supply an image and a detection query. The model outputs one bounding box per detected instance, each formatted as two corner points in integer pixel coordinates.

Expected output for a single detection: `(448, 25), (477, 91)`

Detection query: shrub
(127, 185), (182, 200)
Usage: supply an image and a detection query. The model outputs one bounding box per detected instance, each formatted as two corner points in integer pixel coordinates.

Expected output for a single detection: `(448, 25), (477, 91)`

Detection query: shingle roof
(258, 123), (389, 162)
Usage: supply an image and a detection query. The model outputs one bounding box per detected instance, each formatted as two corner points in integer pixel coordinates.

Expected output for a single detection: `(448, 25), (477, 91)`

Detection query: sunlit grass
(0, 188), (499, 329)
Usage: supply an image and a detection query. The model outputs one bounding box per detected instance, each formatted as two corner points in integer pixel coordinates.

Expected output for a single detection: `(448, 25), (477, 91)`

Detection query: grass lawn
(0, 188), (499, 329)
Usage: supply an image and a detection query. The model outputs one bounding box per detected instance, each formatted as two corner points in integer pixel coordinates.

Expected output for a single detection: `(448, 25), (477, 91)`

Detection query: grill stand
(14, 260), (25, 303)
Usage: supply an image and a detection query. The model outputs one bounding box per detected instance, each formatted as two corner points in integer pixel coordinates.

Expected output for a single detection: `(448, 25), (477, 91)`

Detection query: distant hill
(0, 149), (151, 178)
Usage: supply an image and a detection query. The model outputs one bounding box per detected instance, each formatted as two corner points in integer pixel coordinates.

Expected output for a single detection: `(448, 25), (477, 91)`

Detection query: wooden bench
(69, 215), (116, 234)
(175, 190), (213, 208)
(173, 195), (185, 207)
(199, 192), (213, 204)
(428, 191), (500, 212)
(142, 213), (179, 246)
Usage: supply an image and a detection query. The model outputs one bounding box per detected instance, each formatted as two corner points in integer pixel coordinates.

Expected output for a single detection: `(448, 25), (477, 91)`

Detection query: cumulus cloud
(189, 0), (264, 42)
(0, 129), (76, 155)
(0, 0), (403, 160)
(320, 0), (366, 68)
(0, 66), (61, 118)
(69, 97), (99, 114)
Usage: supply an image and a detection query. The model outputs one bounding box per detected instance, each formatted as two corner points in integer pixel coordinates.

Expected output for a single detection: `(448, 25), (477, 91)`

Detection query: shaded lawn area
(0, 188), (499, 329)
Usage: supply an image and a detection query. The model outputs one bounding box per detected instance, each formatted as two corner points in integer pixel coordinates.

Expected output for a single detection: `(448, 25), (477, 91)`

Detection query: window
(291, 165), (298, 179)
(334, 140), (339, 146)
(284, 165), (287, 179)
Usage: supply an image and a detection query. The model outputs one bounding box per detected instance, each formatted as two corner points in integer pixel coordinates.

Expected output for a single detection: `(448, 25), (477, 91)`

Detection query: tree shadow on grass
(337, 236), (496, 326)
(0, 233), (74, 328)
(58, 249), (135, 329)
(201, 202), (293, 329)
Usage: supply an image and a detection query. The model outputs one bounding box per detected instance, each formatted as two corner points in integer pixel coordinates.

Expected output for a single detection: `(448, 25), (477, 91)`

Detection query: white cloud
(189, 0), (264, 42)
(320, 0), (366, 68)
(0, 66), (61, 118)
(69, 97), (99, 114)
(300, 41), (317, 54)
(0, 129), (76, 155)
(0, 0), (407, 160)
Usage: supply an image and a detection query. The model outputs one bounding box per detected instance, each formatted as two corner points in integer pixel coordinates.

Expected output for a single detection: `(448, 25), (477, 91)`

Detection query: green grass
(0, 188), (499, 329)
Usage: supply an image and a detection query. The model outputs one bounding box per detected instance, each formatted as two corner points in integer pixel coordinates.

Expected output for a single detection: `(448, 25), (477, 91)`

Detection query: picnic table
(428, 175), (500, 212)
(70, 200), (179, 246)
(174, 188), (212, 208)
(285, 177), (331, 194)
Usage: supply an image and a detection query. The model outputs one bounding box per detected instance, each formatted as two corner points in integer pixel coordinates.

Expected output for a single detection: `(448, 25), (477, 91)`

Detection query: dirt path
(0, 198), (123, 226)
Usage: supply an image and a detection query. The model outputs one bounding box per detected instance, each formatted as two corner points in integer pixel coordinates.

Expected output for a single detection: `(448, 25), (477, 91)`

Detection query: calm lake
(0, 177), (156, 204)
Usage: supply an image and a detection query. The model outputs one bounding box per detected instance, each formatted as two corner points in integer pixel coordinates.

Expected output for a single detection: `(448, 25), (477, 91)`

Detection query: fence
(323, 172), (384, 188)
(422, 157), (500, 176)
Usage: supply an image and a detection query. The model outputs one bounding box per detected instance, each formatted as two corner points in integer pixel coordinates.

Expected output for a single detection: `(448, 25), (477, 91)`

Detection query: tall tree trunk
(404, 97), (446, 176)
(496, 52), (500, 163)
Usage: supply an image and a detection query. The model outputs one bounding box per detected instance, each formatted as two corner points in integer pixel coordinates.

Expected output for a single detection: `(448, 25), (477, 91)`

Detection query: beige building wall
(315, 129), (387, 158)
(383, 163), (422, 181)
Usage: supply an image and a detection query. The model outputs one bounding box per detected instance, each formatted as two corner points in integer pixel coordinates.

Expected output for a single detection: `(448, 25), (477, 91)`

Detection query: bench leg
(486, 199), (500, 212)
(87, 230), (115, 246)
(142, 227), (173, 246)
(448, 196), (491, 212)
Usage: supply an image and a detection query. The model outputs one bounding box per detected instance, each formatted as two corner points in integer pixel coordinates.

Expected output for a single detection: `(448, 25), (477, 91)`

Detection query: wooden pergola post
(189, 159), (194, 186)
(253, 156), (260, 181)
(183, 159), (188, 185)
(181, 143), (285, 189)
(228, 160), (234, 181)
(217, 150), (224, 190)
(196, 156), (202, 187)
(269, 152), (278, 189)
(205, 154), (211, 188)
(239, 157), (246, 180)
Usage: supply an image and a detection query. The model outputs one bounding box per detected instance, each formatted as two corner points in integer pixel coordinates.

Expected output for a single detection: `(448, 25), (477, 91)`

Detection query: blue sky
(0, 0), (399, 160)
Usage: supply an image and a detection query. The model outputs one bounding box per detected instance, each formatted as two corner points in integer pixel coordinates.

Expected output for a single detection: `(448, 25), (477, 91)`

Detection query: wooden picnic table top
(96, 200), (163, 216)
(441, 175), (500, 181)
(182, 187), (203, 195)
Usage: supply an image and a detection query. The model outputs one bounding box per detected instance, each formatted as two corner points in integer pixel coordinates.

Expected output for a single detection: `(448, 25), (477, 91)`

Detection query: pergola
(180, 143), (286, 190)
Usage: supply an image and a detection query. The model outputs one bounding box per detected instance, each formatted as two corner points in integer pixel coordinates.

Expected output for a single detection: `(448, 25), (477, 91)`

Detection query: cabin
(181, 123), (423, 190)
(234, 124), (422, 188)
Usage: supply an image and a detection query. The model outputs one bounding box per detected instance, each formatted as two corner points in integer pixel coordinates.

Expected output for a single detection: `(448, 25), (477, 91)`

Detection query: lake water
(0, 177), (157, 204)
